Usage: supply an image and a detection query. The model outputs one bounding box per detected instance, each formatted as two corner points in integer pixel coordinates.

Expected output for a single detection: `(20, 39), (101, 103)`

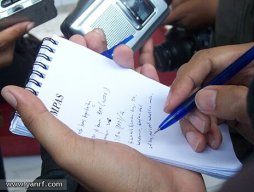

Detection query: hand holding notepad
(7, 35), (241, 179)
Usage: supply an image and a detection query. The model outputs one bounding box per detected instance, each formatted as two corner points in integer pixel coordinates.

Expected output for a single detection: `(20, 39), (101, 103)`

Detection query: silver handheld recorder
(61, 0), (169, 50)
(0, 0), (57, 31)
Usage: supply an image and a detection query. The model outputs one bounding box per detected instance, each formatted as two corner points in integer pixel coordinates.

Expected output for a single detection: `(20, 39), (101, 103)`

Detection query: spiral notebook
(10, 35), (241, 179)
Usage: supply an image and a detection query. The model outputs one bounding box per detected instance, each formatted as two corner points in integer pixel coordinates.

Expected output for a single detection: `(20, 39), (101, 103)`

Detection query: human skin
(0, 22), (33, 68)
(1, 31), (206, 192)
(165, 43), (254, 152)
(165, 0), (218, 30)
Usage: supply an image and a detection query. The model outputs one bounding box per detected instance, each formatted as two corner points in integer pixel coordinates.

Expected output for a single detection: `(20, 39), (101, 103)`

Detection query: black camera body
(154, 27), (213, 72)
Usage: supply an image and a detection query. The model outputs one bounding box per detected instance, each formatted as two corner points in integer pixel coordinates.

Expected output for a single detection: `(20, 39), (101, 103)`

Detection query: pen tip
(154, 128), (160, 135)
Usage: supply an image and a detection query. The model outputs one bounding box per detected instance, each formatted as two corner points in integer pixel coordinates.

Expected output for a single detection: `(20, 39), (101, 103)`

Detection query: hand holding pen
(160, 44), (254, 152)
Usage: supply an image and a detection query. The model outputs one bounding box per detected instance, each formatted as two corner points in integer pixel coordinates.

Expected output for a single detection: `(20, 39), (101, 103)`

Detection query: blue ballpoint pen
(156, 45), (254, 134)
(101, 35), (134, 59)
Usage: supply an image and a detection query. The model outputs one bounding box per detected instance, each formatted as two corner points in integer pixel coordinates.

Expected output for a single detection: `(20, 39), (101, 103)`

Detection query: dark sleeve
(0, 149), (8, 192)
(0, 35), (41, 103)
(214, 0), (254, 46)
(247, 78), (254, 129)
(218, 79), (254, 192)
(27, 146), (79, 192)
(219, 160), (254, 192)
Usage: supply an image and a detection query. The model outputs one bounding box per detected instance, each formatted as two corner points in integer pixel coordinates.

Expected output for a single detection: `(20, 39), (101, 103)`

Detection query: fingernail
(196, 89), (217, 112)
(1, 88), (17, 108)
(26, 22), (35, 31)
(93, 28), (106, 38)
(186, 132), (199, 151)
(207, 134), (216, 148)
(164, 92), (171, 111)
(187, 114), (205, 133)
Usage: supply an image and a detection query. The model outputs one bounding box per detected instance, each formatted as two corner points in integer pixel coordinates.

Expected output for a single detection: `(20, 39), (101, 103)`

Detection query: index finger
(165, 2), (186, 24)
(165, 44), (254, 113)
(0, 22), (33, 46)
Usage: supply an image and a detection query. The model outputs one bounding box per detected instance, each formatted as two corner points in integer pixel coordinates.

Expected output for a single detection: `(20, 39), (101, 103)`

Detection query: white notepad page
(10, 35), (242, 179)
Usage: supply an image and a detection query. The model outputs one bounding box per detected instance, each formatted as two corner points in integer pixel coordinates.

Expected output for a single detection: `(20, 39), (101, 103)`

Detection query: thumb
(196, 85), (254, 144)
(195, 85), (249, 123)
(1, 86), (83, 167)
(1, 86), (146, 191)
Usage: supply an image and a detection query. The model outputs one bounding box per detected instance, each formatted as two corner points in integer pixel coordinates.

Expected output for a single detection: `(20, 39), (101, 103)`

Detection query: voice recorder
(0, 0), (57, 30)
(61, 0), (169, 50)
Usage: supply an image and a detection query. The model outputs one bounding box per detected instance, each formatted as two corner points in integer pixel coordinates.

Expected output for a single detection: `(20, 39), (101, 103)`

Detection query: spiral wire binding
(25, 37), (59, 96)
(12, 37), (59, 137)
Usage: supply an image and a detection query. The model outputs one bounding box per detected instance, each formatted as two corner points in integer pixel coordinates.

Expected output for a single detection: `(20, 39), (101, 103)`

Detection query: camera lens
(154, 27), (212, 72)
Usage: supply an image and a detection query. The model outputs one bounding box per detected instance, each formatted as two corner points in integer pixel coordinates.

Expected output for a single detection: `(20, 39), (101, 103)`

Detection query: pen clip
(101, 35), (134, 59)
